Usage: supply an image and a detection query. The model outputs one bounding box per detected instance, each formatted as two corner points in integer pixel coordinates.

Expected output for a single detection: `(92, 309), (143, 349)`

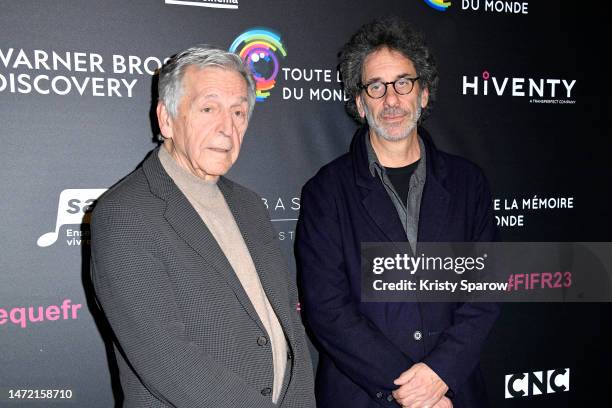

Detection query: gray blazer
(90, 148), (315, 408)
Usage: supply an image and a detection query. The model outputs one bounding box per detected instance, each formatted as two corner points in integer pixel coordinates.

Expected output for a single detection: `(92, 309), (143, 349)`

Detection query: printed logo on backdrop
(164, 0), (238, 9)
(230, 28), (287, 101)
(426, 0), (529, 14)
(424, 0), (452, 11)
(0, 48), (167, 97)
(462, 71), (577, 105)
(261, 196), (301, 241)
(493, 195), (575, 228)
(229, 28), (349, 103)
(37, 189), (107, 247)
(0, 299), (82, 330)
(505, 368), (570, 399)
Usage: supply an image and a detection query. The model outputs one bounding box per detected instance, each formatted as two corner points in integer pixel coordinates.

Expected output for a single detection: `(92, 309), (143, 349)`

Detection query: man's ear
(420, 87), (430, 109)
(156, 102), (173, 140)
(356, 94), (366, 119)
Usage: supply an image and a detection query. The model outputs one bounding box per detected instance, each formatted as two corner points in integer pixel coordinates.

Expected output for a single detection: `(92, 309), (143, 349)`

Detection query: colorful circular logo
(424, 0), (452, 11)
(229, 28), (287, 102)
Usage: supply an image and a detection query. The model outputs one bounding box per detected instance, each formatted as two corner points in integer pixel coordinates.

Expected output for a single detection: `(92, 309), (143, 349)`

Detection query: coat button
(376, 391), (383, 399)
(257, 336), (268, 346)
(261, 387), (272, 396)
(387, 394), (394, 402)
(413, 330), (422, 341)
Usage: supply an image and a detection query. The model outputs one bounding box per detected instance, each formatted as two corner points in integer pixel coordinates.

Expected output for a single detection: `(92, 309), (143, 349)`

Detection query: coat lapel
(219, 179), (296, 406)
(417, 132), (451, 243)
(417, 174), (450, 242)
(351, 126), (451, 245)
(218, 178), (295, 345)
(360, 183), (409, 243)
(352, 127), (409, 243)
(142, 150), (268, 335)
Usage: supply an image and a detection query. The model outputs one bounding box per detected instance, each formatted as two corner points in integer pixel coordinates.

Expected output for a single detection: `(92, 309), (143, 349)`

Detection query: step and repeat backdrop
(1, 1), (609, 407)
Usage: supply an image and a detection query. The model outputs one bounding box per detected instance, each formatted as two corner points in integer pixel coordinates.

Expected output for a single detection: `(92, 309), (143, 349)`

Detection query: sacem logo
(425, 0), (452, 11)
(164, 0), (238, 10)
(505, 368), (570, 399)
(230, 28), (287, 102)
(37, 188), (107, 247)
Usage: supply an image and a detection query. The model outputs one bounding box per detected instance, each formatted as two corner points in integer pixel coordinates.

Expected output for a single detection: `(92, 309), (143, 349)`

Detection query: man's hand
(433, 396), (453, 408)
(392, 362), (449, 408)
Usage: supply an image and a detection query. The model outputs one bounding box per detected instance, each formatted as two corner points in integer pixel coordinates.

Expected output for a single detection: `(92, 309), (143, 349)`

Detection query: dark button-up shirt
(365, 133), (426, 253)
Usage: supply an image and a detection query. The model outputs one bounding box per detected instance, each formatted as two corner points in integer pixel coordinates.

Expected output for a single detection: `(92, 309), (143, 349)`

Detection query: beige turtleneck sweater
(159, 147), (287, 402)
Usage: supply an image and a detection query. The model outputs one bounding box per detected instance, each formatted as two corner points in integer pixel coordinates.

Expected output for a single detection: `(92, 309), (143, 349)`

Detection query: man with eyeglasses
(296, 18), (499, 408)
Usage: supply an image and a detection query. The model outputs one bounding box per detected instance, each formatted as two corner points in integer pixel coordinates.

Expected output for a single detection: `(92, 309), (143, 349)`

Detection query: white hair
(158, 45), (256, 118)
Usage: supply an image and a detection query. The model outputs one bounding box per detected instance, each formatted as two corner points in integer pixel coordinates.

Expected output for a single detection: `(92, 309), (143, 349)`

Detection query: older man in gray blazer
(90, 45), (315, 408)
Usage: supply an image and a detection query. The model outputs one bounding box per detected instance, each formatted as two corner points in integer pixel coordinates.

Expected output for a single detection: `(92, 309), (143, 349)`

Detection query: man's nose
(383, 84), (400, 106)
(219, 109), (234, 136)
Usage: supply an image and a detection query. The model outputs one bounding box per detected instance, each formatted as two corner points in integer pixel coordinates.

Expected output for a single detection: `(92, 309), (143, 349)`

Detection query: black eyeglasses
(359, 76), (420, 99)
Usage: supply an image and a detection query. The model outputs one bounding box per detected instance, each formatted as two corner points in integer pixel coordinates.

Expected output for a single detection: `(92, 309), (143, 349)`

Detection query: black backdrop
(1, 1), (609, 406)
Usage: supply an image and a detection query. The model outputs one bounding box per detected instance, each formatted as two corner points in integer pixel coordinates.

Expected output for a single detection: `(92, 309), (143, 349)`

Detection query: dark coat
(296, 127), (499, 408)
(91, 149), (315, 408)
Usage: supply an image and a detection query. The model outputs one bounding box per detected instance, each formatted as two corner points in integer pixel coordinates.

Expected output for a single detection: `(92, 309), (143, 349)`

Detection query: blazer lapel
(143, 150), (268, 335)
(360, 183), (409, 243)
(418, 175), (450, 242)
(417, 132), (451, 243)
(219, 178), (295, 344)
(351, 126), (408, 243)
(350, 126), (452, 245)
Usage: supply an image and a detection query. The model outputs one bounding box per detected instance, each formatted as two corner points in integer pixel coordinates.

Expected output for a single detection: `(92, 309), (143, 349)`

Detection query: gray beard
(363, 93), (422, 142)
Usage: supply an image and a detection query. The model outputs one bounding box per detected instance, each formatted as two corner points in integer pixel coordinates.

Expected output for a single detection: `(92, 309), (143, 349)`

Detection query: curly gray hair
(338, 18), (438, 124)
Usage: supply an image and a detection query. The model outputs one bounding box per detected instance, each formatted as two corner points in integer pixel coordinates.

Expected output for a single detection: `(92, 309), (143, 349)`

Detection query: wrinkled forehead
(181, 65), (248, 101)
(362, 47), (417, 80)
